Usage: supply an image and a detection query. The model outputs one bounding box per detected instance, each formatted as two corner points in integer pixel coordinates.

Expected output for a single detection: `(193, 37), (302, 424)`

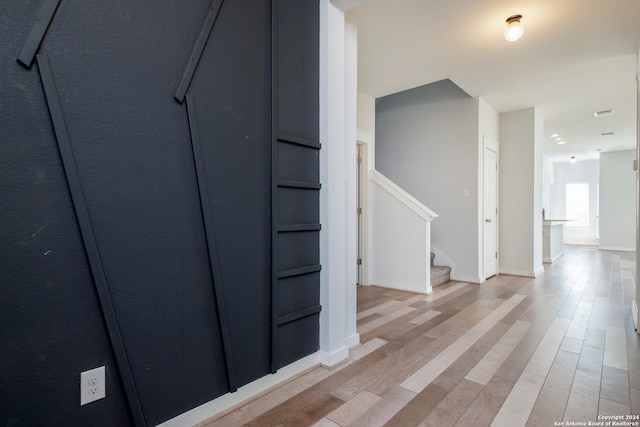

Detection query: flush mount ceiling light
(504, 14), (524, 42)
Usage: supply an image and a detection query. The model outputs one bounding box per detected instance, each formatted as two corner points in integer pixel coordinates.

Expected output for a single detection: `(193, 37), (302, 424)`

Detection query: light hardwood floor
(199, 246), (639, 426)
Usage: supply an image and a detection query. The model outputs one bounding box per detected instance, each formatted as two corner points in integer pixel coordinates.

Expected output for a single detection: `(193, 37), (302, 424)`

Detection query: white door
(483, 137), (499, 279)
(356, 143), (365, 285)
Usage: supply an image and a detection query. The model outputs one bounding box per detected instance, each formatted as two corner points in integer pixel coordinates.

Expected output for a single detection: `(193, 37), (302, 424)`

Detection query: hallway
(200, 246), (639, 426)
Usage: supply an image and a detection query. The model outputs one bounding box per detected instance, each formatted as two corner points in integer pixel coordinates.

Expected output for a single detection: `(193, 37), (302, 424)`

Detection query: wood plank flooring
(198, 246), (639, 426)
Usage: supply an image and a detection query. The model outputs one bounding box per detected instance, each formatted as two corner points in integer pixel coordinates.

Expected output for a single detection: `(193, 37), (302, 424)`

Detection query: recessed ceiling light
(557, 140), (567, 145)
(550, 133), (560, 138)
(593, 109), (615, 118)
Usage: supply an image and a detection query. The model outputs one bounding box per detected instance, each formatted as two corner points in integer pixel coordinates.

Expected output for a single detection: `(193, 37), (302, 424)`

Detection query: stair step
(430, 252), (451, 287)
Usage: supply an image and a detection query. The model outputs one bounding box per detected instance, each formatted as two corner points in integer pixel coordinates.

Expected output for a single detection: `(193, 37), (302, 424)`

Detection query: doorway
(483, 137), (499, 280)
(357, 143), (365, 285)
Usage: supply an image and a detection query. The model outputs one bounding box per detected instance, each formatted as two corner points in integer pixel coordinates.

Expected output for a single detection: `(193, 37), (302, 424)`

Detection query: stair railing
(369, 170), (438, 294)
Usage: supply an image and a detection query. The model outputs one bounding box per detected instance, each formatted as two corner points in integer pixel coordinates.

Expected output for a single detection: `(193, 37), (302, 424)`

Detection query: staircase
(430, 252), (451, 287)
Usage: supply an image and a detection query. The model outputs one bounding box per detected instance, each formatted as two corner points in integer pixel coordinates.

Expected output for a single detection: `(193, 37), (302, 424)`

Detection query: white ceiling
(346, 0), (640, 163)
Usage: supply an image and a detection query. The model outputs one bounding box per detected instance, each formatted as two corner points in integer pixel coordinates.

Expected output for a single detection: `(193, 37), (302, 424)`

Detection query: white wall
(357, 91), (375, 133)
(553, 159), (599, 245)
(375, 79), (483, 283)
(599, 150), (637, 251)
(499, 108), (544, 277)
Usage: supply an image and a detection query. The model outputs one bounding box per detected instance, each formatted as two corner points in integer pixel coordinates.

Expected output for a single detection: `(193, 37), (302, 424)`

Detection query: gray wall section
(375, 79), (481, 281)
(1, 1), (319, 425)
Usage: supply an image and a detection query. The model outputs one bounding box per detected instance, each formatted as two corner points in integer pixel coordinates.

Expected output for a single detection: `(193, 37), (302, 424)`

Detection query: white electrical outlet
(80, 366), (105, 405)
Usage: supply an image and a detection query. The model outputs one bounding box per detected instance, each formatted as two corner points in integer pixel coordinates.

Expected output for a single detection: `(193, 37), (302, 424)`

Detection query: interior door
(357, 143), (364, 285)
(483, 137), (499, 279)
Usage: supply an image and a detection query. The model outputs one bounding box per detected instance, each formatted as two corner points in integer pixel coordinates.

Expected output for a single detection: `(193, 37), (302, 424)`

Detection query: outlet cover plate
(80, 366), (105, 405)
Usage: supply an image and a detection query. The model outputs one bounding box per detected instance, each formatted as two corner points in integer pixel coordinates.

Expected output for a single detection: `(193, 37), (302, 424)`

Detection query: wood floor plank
(384, 383), (449, 427)
(426, 282), (470, 303)
(563, 369), (601, 421)
(348, 338), (388, 361)
(334, 331), (454, 400)
(409, 309), (441, 325)
(490, 371), (546, 426)
(195, 247), (637, 427)
(348, 386), (416, 427)
(433, 322), (510, 391)
(311, 418), (340, 427)
(357, 306), (416, 335)
(603, 326), (628, 370)
(492, 318), (552, 383)
(401, 294), (526, 393)
(491, 317), (570, 425)
(600, 365), (630, 406)
(465, 320), (532, 385)
(418, 379), (484, 427)
(630, 388), (640, 415)
(326, 390), (381, 426)
(526, 350), (579, 427)
(598, 398), (631, 417)
(357, 299), (400, 320)
(456, 378), (515, 427)
(524, 317), (570, 378)
(279, 393), (345, 426)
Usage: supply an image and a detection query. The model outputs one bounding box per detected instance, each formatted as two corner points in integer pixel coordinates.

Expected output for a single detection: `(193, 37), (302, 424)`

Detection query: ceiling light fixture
(557, 140), (566, 145)
(504, 14), (524, 42)
(570, 156), (576, 164)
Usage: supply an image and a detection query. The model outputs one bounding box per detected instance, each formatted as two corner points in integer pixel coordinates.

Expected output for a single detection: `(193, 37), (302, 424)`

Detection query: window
(566, 182), (589, 227)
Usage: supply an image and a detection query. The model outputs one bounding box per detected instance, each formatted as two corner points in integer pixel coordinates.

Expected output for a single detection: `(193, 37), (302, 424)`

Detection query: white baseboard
(157, 353), (320, 427)
(319, 345), (350, 367)
(543, 251), (564, 264)
(598, 246), (637, 252)
(450, 274), (481, 284)
(499, 269), (538, 278)
(345, 332), (361, 349)
(373, 279), (431, 294)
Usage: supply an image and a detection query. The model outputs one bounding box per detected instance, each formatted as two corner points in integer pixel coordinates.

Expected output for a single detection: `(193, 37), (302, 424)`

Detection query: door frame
(356, 129), (374, 286)
(482, 136), (500, 281)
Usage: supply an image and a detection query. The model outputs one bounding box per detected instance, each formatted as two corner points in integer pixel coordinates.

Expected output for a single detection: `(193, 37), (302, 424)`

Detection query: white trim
(450, 274), (482, 284)
(632, 300), (638, 331)
(482, 135), (500, 281)
(499, 268), (543, 278)
(542, 251), (564, 263)
(370, 170), (438, 221)
(373, 279), (433, 295)
(598, 246), (637, 252)
(319, 346), (350, 366)
(345, 332), (361, 348)
(156, 354), (320, 427)
(357, 128), (374, 287)
(356, 128), (373, 145)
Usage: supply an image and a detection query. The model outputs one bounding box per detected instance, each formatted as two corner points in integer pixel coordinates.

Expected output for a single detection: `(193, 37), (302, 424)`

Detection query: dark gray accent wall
(0, 1), (320, 425)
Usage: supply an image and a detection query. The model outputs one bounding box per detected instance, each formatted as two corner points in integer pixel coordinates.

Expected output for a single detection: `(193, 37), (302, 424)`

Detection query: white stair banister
(369, 170), (438, 294)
